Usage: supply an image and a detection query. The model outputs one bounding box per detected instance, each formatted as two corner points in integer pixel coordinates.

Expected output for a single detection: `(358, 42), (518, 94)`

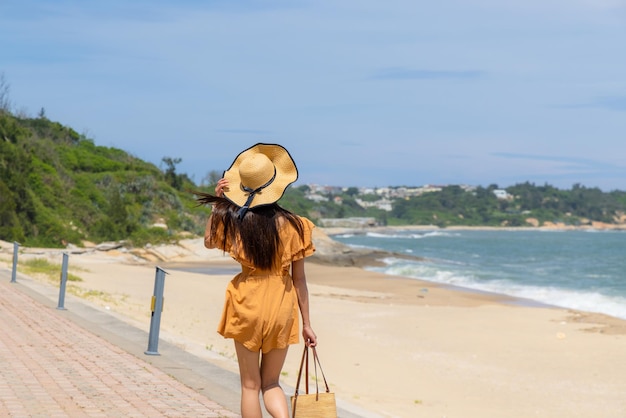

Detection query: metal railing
(9, 243), (169, 357)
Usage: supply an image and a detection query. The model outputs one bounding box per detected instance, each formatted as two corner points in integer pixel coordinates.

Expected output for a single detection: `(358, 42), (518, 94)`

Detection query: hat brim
(222, 143), (298, 208)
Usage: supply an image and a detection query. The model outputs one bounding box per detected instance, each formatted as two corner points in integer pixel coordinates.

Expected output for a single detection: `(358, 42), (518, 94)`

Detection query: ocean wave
(365, 231), (459, 240)
(583, 229), (626, 234)
(369, 260), (626, 320)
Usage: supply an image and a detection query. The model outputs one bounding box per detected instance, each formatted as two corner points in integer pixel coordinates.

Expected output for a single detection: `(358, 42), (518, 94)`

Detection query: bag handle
(294, 343), (308, 397)
(293, 345), (331, 400)
(311, 346), (331, 394)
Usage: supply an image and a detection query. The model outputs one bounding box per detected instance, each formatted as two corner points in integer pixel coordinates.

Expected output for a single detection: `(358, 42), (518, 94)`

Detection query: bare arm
(292, 258), (317, 346)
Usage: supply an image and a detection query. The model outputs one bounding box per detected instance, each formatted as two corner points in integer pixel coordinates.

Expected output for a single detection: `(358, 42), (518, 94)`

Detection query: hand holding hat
(215, 178), (229, 198)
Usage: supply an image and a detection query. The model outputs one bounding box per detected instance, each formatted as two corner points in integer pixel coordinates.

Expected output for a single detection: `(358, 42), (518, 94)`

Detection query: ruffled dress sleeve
(280, 216), (316, 268)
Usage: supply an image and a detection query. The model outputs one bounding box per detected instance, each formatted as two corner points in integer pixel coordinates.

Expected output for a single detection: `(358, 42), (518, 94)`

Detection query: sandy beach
(2, 232), (626, 418)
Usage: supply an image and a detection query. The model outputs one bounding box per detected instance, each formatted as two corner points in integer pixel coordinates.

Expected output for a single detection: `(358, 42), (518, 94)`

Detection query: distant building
(493, 189), (511, 200)
(318, 217), (378, 228)
(355, 198), (393, 211)
(305, 193), (328, 202)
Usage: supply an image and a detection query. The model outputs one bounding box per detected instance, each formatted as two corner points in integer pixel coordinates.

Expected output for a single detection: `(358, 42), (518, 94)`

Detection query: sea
(331, 228), (626, 320)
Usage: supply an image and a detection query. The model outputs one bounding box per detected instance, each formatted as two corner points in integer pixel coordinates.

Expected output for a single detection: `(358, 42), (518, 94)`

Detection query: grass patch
(21, 258), (83, 282)
(18, 260), (122, 307)
(22, 258), (58, 274)
(66, 272), (82, 282)
(73, 288), (123, 305)
(79, 289), (109, 299)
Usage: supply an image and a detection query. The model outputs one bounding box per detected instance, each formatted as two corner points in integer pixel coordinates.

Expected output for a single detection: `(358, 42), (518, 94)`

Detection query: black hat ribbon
(236, 167), (277, 220)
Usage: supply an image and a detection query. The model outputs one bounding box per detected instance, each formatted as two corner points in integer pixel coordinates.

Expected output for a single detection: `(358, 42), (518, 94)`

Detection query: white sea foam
(365, 232), (405, 239)
(365, 231), (458, 240)
(372, 260), (626, 320)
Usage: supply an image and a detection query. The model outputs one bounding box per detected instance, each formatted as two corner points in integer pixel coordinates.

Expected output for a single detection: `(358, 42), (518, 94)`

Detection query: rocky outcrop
(309, 228), (422, 267)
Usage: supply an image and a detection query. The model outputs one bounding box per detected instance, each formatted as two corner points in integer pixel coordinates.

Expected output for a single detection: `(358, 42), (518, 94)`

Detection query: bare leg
(260, 347), (290, 418)
(234, 341), (263, 418)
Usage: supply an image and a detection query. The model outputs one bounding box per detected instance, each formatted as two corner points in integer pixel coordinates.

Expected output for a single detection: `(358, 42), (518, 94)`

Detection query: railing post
(57, 253), (69, 310)
(10, 242), (19, 283)
(145, 266), (168, 356)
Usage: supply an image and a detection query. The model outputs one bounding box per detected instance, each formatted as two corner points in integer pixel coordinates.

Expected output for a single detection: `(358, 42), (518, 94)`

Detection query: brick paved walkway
(0, 280), (239, 418)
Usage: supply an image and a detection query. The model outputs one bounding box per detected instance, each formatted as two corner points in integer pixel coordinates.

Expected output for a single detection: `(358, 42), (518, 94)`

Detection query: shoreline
(163, 258), (626, 335)
(163, 259), (551, 308)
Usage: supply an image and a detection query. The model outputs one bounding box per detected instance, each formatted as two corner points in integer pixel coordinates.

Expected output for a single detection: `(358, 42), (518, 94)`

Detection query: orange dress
(208, 216), (315, 353)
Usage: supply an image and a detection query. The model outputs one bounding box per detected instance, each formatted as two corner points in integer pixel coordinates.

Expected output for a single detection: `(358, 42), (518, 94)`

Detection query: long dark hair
(194, 191), (305, 271)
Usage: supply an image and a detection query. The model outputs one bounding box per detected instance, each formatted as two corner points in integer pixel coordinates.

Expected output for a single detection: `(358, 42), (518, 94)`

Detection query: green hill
(0, 111), (209, 247)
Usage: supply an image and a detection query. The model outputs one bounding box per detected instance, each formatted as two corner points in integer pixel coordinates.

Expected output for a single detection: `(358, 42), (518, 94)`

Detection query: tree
(161, 157), (183, 190)
(345, 187), (359, 196)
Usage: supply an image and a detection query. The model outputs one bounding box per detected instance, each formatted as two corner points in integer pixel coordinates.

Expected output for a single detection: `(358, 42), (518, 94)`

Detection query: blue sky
(1, 0), (626, 190)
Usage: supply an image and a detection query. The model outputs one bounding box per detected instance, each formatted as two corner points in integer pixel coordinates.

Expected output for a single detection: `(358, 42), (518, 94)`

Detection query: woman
(195, 143), (317, 418)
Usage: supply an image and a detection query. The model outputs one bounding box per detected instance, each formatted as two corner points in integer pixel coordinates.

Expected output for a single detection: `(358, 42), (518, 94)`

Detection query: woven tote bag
(291, 345), (337, 418)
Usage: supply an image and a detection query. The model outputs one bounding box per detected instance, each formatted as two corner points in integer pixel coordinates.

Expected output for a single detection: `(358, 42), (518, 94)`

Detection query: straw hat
(222, 143), (298, 217)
